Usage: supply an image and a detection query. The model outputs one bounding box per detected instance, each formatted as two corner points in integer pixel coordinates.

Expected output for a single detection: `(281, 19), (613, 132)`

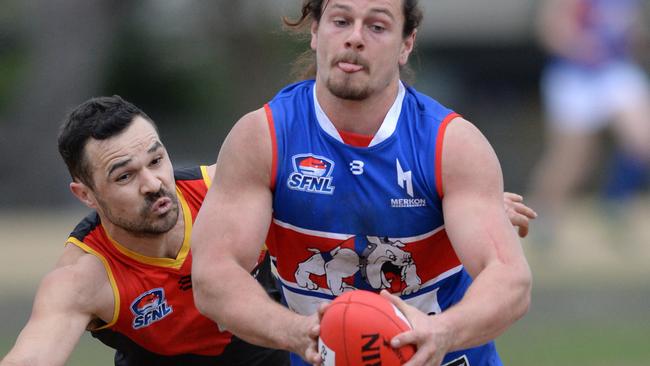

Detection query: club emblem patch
(130, 288), (173, 329)
(287, 154), (336, 194)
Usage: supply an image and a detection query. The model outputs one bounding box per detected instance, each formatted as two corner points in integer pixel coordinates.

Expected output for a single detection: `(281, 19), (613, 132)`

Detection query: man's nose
(140, 168), (162, 195)
(345, 22), (365, 51)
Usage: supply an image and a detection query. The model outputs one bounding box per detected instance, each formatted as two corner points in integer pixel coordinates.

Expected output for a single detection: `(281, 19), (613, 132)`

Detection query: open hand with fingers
(293, 303), (329, 365)
(503, 192), (537, 238)
(380, 291), (453, 366)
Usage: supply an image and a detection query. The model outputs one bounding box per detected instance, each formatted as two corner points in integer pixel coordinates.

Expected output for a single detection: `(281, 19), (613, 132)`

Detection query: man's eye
(116, 173), (130, 182)
(370, 24), (385, 33)
(333, 19), (348, 27)
(151, 157), (162, 166)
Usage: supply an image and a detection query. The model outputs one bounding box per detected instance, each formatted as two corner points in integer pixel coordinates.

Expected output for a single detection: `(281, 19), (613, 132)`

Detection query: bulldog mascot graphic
(295, 236), (421, 296)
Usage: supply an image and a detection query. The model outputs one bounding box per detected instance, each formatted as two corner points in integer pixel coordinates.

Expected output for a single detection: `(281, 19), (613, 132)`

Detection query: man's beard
(326, 52), (371, 100)
(98, 188), (179, 237)
(326, 76), (371, 100)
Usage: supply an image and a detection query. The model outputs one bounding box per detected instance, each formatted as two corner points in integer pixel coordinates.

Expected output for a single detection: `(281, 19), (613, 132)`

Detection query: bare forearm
(1, 291), (88, 366)
(0, 354), (39, 366)
(435, 263), (531, 351)
(0, 360), (23, 366)
(0, 329), (76, 366)
(193, 259), (306, 352)
(0, 356), (26, 366)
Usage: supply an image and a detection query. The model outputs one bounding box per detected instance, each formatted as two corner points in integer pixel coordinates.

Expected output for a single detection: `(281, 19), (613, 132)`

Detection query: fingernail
(391, 339), (400, 347)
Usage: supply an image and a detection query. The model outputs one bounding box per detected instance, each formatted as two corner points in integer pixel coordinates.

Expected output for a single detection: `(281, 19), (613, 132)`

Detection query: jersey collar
(313, 81), (405, 147)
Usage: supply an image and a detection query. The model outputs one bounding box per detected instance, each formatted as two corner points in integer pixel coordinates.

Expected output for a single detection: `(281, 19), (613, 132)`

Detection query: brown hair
(58, 95), (155, 188)
(283, 0), (423, 80)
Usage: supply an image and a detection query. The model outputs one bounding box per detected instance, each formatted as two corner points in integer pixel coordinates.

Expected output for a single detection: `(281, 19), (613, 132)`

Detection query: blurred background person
(529, 0), (650, 245)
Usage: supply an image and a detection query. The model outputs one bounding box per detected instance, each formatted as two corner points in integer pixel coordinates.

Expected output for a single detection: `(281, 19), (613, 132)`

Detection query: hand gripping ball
(318, 290), (416, 366)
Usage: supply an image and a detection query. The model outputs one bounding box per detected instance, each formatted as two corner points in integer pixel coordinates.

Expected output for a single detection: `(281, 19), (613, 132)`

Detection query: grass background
(1, 195), (649, 365)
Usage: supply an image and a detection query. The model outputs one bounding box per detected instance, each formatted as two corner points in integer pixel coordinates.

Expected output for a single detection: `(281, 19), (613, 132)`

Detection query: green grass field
(497, 285), (650, 366)
(499, 320), (650, 366)
(2, 197), (649, 365)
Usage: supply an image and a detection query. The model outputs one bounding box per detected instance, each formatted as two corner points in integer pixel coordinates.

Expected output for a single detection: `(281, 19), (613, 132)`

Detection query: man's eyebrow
(108, 158), (132, 177)
(328, 4), (395, 21)
(369, 7), (395, 20)
(106, 142), (162, 178)
(330, 3), (352, 12)
(147, 141), (163, 154)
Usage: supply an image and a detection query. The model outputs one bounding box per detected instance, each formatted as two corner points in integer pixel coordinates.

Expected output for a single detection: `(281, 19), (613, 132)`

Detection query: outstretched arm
(1, 248), (110, 366)
(191, 109), (322, 364)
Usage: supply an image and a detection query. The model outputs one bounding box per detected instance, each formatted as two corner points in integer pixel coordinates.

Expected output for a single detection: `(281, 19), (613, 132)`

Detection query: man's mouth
(150, 197), (173, 215)
(337, 61), (364, 73)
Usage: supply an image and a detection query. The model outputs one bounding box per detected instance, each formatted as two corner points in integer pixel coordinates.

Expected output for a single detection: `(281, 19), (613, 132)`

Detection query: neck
(314, 78), (401, 136)
(100, 209), (185, 259)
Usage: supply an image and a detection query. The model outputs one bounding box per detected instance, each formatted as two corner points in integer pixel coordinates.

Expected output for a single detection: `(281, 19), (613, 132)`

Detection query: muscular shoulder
(40, 244), (113, 319)
(441, 117), (503, 196)
(228, 108), (269, 146)
(215, 108), (272, 186)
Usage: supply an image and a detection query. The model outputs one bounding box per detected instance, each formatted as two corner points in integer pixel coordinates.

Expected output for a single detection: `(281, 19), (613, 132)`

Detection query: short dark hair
(283, 0), (423, 80)
(57, 95), (155, 187)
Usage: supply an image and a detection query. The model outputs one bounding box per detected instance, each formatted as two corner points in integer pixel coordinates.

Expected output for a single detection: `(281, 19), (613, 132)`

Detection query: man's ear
(399, 29), (417, 66)
(70, 181), (97, 209)
(310, 20), (319, 51)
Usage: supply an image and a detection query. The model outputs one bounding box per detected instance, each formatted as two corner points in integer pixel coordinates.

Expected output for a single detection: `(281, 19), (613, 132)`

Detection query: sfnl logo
(131, 288), (173, 329)
(287, 154), (335, 194)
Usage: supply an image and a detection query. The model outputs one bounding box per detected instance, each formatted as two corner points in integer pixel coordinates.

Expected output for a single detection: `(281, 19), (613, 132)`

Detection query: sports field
(1, 195), (649, 365)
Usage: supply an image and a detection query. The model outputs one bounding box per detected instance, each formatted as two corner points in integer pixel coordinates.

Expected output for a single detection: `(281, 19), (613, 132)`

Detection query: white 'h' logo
(396, 159), (413, 197)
